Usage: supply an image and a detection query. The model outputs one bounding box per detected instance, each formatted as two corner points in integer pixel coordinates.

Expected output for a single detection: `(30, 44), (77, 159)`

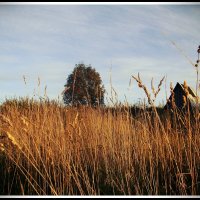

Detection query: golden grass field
(0, 96), (200, 195)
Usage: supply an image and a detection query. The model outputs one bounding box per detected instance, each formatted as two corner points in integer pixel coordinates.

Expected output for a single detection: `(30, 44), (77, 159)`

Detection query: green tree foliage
(63, 63), (105, 106)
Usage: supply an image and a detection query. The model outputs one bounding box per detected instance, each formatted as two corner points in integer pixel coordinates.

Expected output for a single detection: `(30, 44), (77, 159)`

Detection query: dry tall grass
(0, 96), (200, 195)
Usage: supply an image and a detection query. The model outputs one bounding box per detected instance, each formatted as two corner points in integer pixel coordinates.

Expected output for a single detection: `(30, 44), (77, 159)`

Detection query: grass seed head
(183, 80), (189, 97)
(6, 132), (22, 150)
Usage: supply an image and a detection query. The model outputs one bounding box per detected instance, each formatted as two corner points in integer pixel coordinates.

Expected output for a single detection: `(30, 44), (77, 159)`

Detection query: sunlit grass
(0, 96), (200, 195)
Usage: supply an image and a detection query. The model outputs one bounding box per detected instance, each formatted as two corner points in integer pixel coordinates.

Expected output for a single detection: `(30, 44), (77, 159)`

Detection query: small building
(164, 82), (200, 111)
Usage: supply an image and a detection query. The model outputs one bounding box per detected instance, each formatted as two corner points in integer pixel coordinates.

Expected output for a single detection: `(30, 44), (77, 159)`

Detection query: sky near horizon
(0, 3), (200, 106)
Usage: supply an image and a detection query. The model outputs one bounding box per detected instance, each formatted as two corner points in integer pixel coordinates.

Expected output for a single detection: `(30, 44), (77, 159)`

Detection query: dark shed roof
(165, 82), (200, 110)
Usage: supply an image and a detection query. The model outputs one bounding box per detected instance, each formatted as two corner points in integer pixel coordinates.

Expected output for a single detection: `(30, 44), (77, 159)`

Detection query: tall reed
(0, 95), (200, 195)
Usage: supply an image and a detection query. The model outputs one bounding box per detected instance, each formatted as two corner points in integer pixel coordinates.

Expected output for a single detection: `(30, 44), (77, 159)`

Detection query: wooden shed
(164, 82), (200, 111)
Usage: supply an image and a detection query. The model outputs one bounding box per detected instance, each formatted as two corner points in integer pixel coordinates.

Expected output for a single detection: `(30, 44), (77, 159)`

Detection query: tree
(63, 63), (105, 106)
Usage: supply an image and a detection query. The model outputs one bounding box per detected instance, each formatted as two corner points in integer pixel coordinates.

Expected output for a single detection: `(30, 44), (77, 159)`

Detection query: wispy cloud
(0, 4), (199, 104)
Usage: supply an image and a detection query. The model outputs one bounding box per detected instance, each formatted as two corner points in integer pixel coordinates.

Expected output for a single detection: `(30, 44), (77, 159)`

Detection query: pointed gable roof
(165, 82), (200, 110)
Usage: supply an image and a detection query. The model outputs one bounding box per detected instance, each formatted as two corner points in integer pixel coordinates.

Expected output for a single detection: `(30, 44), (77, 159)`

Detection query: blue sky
(0, 3), (200, 106)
